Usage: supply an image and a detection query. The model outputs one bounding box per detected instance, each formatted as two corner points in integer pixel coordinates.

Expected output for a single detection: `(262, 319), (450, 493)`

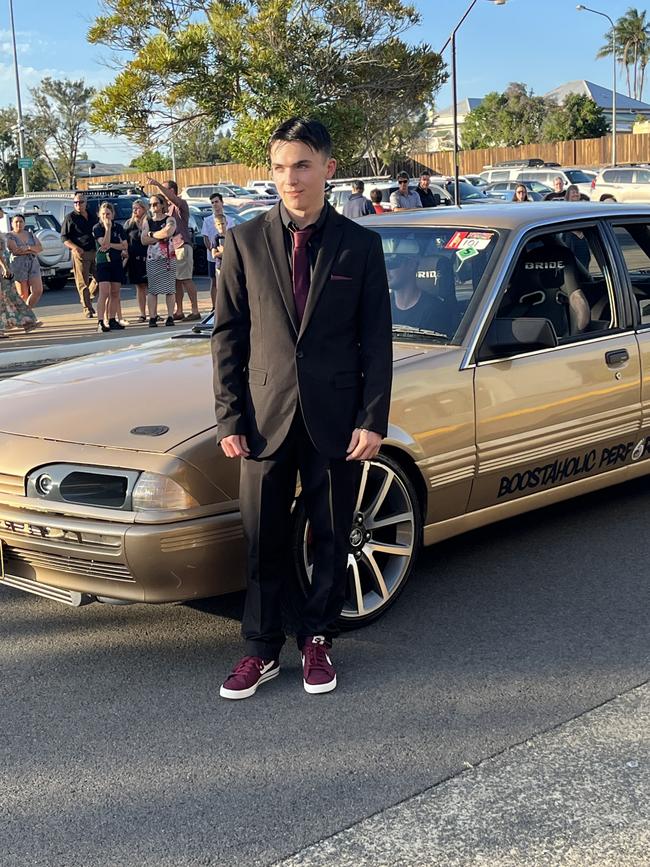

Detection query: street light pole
(9, 0), (29, 193)
(577, 4), (617, 165)
(440, 0), (506, 206)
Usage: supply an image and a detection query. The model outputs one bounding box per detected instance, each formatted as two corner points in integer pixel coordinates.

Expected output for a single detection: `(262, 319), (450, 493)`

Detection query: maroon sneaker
(301, 636), (337, 694)
(220, 656), (279, 700)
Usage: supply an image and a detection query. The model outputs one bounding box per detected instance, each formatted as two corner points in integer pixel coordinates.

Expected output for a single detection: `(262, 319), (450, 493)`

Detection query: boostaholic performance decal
(497, 436), (650, 498)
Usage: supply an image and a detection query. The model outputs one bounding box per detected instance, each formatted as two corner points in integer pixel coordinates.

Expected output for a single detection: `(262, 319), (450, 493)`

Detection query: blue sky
(0, 0), (640, 164)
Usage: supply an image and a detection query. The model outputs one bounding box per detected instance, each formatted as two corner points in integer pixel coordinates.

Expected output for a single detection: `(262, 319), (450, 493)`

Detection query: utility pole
(9, 0), (29, 193)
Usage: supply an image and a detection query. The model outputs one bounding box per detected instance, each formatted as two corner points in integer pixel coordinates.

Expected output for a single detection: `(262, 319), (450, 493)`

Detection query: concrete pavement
(277, 682), (649, 867)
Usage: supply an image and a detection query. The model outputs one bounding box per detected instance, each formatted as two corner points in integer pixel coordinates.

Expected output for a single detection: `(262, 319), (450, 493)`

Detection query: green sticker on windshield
(456, 247), (479, 262)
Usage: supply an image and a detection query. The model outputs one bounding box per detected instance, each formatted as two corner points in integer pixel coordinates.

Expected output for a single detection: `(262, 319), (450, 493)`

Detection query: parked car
(484, 180), (552, 199)
(0, 208), (72, 290)
(590, 166), (650, 203)
(180, 183), (266, 207)
(246, 180), (278, 197)
(330, 181), (452, 213)
(515, 168), (594, 198)
(237, 204), (276, 221)
(4, 202), (650, 626)
(464, 174), (490, 189)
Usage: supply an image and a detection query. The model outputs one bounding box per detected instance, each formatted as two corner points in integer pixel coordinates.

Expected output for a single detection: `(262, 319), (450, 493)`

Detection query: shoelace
(303, 643), (331, 675)
(231, 656), (265, 676)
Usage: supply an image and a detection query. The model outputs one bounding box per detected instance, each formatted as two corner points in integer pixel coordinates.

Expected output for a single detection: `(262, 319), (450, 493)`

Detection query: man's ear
(326, 158), (337, 180)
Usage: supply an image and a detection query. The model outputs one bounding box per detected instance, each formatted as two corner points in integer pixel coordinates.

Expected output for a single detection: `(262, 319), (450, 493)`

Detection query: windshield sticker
(458, 237), (491, 251)
(497, 437), (650, 498)
(456, 247), (480, 262)
(445, 231), (468, 249)
(467, 231), (493, 240)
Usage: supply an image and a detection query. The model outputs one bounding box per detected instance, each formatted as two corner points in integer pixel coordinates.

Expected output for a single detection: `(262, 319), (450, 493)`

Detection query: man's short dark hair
(268, 117), (332, 157)
(210, 192), (224, 203)
(165, 179), (179, 194)
(351, 179), (364, 193)
(420, 171), (431, 179)
(369, 188), (382, 204)
(397, 171), (409, 182)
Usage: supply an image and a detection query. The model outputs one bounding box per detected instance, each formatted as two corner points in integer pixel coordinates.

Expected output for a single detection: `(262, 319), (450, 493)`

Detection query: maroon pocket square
(330, 273), (353, 281)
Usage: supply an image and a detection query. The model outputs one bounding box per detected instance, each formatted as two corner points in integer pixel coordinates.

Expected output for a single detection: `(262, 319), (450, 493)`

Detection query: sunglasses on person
(73, 200), (85, 205)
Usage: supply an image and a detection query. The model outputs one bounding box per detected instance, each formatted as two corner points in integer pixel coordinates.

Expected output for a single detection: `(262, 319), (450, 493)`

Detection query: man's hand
(146, 177), (162, 189)
(220, 434), (251, 458)
(346, 428), (382, 461)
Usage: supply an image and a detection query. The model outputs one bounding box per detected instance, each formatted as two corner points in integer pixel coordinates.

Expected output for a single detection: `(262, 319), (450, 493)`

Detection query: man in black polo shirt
(61, 193), (97, 317)
(415, 172), (438, 208)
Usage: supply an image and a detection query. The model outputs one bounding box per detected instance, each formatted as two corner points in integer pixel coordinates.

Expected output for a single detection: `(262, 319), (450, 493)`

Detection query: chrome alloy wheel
(299, 456), (420, 625)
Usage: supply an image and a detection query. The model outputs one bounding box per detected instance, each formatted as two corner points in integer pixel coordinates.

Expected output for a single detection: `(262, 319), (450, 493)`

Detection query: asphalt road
(1, 474), (648, 867)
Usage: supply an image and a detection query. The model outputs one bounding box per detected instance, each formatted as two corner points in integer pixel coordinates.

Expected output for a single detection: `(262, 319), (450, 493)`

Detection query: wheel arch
(379, 444), (428, 523)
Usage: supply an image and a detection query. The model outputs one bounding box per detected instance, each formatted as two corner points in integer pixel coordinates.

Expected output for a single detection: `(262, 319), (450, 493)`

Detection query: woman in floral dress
(0, 231), (40, 338)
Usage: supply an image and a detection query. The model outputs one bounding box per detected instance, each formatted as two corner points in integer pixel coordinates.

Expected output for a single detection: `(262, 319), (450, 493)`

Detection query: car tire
(601, 196), (617, 203)
(43, 276), (69, 291)
(289, 453), (422, 629)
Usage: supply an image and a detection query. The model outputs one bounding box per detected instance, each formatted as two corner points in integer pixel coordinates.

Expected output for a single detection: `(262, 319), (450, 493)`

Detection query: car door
(607, 217), (650, 435)
(469, 222), (642, 511)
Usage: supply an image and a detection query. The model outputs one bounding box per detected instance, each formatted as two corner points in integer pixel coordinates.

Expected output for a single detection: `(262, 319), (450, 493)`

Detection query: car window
(610, 222), (650, 325)
(634, 169), (650, 184)
(491, 171), (509, 181)
(489, 227), (616, 355)
(564, 170), (592, 184)
(374, 226), (499, 343)
(24, 214), (61, 232)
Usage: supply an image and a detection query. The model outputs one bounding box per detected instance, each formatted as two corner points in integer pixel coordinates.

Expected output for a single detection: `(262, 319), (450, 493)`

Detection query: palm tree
(597, 7), (650, 101)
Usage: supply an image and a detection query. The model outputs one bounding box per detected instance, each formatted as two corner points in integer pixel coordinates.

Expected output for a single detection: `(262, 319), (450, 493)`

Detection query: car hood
(0, 337), (428, 452)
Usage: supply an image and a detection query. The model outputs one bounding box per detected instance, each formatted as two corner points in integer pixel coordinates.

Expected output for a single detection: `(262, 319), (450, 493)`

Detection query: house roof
(544, 80), (650, 111)
(436, 97), (483, 117)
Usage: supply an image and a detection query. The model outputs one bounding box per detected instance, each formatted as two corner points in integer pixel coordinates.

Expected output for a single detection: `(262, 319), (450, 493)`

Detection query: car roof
(357, 201), (650, 231)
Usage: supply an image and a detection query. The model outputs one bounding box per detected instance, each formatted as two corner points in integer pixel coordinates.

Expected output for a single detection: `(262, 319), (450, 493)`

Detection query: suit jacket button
(296, 350), (304, 359)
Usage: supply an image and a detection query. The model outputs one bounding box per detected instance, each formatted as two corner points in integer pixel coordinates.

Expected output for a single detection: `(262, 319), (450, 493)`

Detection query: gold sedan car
(3, 202), (650, 625)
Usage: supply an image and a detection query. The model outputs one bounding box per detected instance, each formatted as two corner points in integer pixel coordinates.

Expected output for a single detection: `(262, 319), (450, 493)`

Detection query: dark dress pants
(239, 413), (360, 659)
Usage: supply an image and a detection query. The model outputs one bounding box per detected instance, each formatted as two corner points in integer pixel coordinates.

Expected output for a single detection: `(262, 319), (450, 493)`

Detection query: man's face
(270, 140), (336, 216)
(554, 178), (564, 192)
(419, 175), (430, 189)
(567, 187), (580, 201)
(73, 195), (87, 214)
(386, 256), (415, 293)
(211, 197), (224, 216)
(398, 178), (410, 194)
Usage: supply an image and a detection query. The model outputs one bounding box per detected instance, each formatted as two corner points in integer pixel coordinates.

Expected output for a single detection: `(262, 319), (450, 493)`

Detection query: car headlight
(131, 472), (199, 511)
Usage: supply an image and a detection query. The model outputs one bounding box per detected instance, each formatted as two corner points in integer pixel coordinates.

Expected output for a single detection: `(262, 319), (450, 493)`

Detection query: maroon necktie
(292, 226), (314, 323)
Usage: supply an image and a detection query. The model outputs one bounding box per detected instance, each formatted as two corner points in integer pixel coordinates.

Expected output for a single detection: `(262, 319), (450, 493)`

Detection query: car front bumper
(0, 504), (246, 605)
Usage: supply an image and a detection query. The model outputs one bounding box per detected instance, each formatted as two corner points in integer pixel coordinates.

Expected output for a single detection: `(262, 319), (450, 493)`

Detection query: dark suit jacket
(211, 203), (392, 459)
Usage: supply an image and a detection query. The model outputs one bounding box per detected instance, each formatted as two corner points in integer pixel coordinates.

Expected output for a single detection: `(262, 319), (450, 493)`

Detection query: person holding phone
(93, 201), (127, 333)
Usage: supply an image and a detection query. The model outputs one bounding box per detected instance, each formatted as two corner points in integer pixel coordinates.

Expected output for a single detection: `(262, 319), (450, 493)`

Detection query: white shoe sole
(303, 675), (337, 694)
(220, 665), (279, 700)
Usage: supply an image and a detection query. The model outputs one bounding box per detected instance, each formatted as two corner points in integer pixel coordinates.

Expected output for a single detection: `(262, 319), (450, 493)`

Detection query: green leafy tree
(30, 77), (95, 189)
(598, 7), (650, 101)
(129, 149), (172, 172)
(172, 118), (233, 167)
(462, 84), (548, 149)
(88, 0), (445, 168)
(542, 94), (609, 142)
(0, 107), (51, 195)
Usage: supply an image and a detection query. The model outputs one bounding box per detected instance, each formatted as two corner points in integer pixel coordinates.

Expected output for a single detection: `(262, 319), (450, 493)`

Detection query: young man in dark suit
(212, 118), (392, 699)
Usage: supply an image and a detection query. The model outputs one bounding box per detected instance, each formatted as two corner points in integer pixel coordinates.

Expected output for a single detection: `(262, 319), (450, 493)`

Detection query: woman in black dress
(93, 201), (127, 333)
(124, 199), (149, 322)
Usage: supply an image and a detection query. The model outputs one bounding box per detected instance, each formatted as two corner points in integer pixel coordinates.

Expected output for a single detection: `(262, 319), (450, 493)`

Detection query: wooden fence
(79, 131), (650, 190)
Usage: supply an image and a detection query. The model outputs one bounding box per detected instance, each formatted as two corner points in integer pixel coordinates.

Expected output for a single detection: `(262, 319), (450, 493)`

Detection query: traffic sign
(18, 158), (33, 169)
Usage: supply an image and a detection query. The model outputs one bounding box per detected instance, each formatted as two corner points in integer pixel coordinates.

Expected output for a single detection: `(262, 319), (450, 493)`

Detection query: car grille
(3, 545), (134, 582)
(0, 473), (24, 498)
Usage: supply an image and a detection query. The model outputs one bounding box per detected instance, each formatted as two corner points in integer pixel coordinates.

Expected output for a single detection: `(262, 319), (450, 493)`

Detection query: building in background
(544, 80), (650, 133)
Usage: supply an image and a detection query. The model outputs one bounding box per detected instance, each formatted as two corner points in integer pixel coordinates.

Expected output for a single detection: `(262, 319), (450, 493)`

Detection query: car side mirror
(478, 316), (558, 361)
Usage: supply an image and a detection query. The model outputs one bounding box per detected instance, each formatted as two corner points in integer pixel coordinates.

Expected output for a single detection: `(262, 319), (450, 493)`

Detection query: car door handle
(605, 349), (629, 367)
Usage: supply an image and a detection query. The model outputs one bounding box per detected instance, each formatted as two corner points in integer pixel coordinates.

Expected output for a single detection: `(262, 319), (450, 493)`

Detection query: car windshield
(225, 185), (253, 197)
(451, 181), (486, 202)
(374, 226), (499, 343)
(185, 226), (499, 345)
(564, 170), (592, 184)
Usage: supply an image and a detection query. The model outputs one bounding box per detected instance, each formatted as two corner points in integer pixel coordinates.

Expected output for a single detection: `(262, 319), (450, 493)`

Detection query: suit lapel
(298, 210), (344, 338)
(263, 208), (299, 335)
